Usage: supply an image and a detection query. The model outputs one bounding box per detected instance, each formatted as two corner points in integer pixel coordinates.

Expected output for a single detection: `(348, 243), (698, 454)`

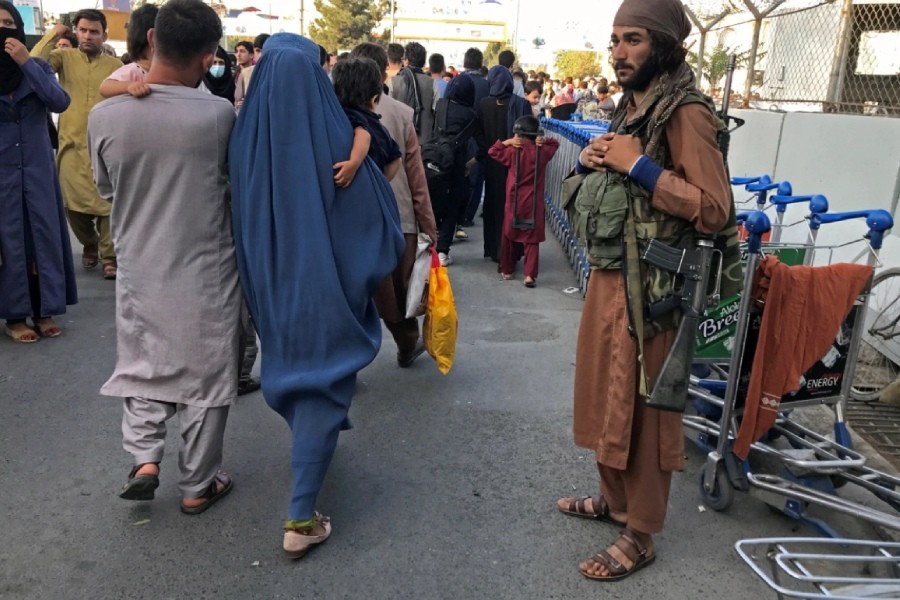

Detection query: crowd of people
(1, 0), (736, 581)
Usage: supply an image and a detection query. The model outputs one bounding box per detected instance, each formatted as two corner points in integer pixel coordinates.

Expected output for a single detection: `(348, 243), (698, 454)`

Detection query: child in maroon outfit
(488, 115), (559, 287)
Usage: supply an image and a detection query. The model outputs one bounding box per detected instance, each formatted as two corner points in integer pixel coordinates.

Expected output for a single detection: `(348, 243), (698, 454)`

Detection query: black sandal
(119, 464), (159, 501)
(557, 496), (626, 526)
(180, 471), (233, 515)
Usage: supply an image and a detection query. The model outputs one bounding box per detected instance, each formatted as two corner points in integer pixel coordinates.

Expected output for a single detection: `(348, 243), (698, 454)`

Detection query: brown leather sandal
(82, 244), (99, 269)
(580, 529), (656, 582)
(556, 495), (625, 526)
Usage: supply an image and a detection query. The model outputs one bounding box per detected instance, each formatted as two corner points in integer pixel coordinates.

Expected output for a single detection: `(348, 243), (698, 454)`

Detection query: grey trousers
(122, 397), (229, 499)
(239, 304), (258, 382)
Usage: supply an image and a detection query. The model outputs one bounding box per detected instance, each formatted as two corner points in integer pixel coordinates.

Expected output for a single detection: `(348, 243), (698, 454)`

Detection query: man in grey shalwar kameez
(88, 0), (240, 513)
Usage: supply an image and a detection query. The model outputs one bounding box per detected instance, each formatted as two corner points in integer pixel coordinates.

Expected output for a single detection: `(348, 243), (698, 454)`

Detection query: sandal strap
(591, 550), (628, 576)
(617, 529), (649, 560)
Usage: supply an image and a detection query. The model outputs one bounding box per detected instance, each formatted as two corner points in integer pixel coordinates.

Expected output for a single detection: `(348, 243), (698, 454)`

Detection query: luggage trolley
(682, 208), (899, 538)
(540, 118), (610, 295)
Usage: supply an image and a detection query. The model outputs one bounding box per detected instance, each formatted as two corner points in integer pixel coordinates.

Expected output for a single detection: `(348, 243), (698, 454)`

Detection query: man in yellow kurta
(32, 10), (122, 279)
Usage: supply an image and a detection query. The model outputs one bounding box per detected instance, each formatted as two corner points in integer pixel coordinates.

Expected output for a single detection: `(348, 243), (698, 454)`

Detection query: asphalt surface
(0, 221), (887, 600)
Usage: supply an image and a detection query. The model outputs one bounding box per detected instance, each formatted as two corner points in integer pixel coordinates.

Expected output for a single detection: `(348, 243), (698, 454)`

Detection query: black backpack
(420, 99), (475, 182)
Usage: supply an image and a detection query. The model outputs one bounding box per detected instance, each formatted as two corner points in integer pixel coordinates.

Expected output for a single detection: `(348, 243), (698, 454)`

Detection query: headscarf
(488, 65), (533, 136)
(613, 0), (692, 42)
(0, 0), (26, 96)
(487, 65), (513, 98)
(203, 45), (236, 104)
(228, 33), (403, 414)
(444, 72), (475, 108)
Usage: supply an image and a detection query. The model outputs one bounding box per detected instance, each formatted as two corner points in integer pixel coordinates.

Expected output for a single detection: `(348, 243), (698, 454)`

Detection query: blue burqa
(228, 34), (404, 521)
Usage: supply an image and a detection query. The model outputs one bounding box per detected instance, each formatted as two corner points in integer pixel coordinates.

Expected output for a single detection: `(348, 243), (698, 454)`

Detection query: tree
(309, 0), (390, 54)
(687, 42), (752, 93)
(553, 50), (603, 80)
(483, 42), (513, 68)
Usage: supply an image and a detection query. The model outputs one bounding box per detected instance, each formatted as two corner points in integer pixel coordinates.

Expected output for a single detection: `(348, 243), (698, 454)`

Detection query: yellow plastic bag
(423, 249), (458, 374)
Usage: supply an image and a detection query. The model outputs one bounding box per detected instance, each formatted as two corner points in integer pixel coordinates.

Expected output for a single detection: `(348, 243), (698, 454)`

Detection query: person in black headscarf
(0, 0), (76, 342)
(204, 45), (236, 105)
(475, 65), (531, 263)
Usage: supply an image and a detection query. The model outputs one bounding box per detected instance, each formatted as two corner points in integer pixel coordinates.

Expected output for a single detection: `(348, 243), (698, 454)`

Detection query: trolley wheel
(699, 464), (734, 512)
(850, 268), (900, 401)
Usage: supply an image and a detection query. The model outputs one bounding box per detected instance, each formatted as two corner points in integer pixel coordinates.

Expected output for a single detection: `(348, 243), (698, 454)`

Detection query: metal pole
(697, 31), (707, 90)
(390, 0), (395, 43)
(825, 0), (854, 111)
(513, 0), (520, 53)
(742, 16), (761, 108)
(300, 0), (304, 36)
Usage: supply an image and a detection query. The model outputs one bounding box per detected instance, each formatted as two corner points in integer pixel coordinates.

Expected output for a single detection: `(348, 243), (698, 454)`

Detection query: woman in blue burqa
(229, 33), (404, 559)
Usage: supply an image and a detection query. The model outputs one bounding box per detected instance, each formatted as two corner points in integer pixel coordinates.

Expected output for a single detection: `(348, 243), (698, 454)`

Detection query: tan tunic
(573, 100), (731, 472)
(376, 95), (437, 238)
(32, 31), (122, 215)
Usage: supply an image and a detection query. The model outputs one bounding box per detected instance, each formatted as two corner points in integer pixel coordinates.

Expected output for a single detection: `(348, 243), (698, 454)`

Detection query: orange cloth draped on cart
(733, 256), (872, 459)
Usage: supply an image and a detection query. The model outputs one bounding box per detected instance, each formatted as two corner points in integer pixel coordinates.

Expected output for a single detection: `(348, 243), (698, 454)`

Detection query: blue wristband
(629, 155), (664, 192)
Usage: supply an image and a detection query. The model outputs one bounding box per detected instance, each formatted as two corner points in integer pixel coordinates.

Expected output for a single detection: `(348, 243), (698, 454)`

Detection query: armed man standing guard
(555, 0), (735, 582)
(32, 11), (122, 279)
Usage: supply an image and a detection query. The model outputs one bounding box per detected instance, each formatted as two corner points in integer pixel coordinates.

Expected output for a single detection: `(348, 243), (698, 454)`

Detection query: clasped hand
(581, 133), (643, 174)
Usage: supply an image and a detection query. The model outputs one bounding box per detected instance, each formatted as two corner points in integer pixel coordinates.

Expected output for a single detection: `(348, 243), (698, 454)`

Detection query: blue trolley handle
(746, 179), (793, 196)
(736, 211), (772, 254)
(809, 209), (894, 250)
(731, 175), (764, 186)
(770, 193), (829, 215)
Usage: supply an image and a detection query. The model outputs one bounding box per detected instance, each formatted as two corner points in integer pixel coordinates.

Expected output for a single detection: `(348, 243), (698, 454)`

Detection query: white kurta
(88, 86), (240, 407)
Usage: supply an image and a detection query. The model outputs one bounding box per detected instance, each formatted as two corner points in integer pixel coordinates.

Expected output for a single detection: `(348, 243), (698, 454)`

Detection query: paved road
(0, 223), (881, 600)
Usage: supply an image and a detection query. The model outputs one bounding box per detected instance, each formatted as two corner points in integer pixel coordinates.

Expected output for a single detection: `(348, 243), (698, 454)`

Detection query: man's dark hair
(253, 33), (270, 51)
(512, 69), (525, 82)
(332, 57), (383, 109)
(498, 49), (515, 68)
(318, 44), (328, 67)
(387, 43), (404, 66)
(153, 0), (222, 68)
(649, 30), (687, 73)
(524, 80), (542, 95)
(479, 65), (488, 76)
(337, 51), (350, 61)
(428, 53), (445, 75)
(597, 85), (609, 94)
(463, 47), (483, 70)
(350, 42), (388, 76)
(125, 4), (157, 61)
(513, 115), (540, 138)
(73, 9), (107, 31)
(235, 40), (253, 55)
(404, 42), (426, 68)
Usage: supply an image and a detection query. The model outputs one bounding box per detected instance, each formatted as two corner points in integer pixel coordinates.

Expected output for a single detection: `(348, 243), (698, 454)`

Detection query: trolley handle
(809, 209), (894, 250)
(736, 211), (771, 254)
(770, 193), (829, 215)
(731, 175), (764, 186)
(746, 179), (792, 195)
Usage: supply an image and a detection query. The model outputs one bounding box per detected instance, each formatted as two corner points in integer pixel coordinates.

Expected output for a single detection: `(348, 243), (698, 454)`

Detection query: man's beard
(615, 56), (659, 92)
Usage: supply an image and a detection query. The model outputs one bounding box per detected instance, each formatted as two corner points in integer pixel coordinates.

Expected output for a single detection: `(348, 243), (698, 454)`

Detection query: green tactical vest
(569, 91), (743, 338)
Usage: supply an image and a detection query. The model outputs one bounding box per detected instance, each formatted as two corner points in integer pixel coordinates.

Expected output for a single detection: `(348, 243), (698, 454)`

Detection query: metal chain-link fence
(683, 0), (900, 116)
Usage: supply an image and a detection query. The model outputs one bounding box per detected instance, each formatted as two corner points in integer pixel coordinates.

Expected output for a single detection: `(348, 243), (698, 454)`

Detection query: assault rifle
(642, 237), (718, 412)
(640, 55), (743, 413)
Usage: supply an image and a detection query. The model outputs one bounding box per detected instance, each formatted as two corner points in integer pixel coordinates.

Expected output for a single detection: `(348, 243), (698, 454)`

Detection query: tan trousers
(597, 400), (673, 534)
(373, 233), (420, 354)
(66, 209), (115, 264)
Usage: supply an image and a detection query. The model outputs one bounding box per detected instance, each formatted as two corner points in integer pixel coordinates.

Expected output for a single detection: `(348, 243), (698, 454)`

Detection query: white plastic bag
(404, 233), (432, 319)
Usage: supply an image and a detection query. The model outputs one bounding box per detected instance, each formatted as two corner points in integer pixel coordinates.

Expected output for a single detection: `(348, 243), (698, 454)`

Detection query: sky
(33, 0), (617, 53)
